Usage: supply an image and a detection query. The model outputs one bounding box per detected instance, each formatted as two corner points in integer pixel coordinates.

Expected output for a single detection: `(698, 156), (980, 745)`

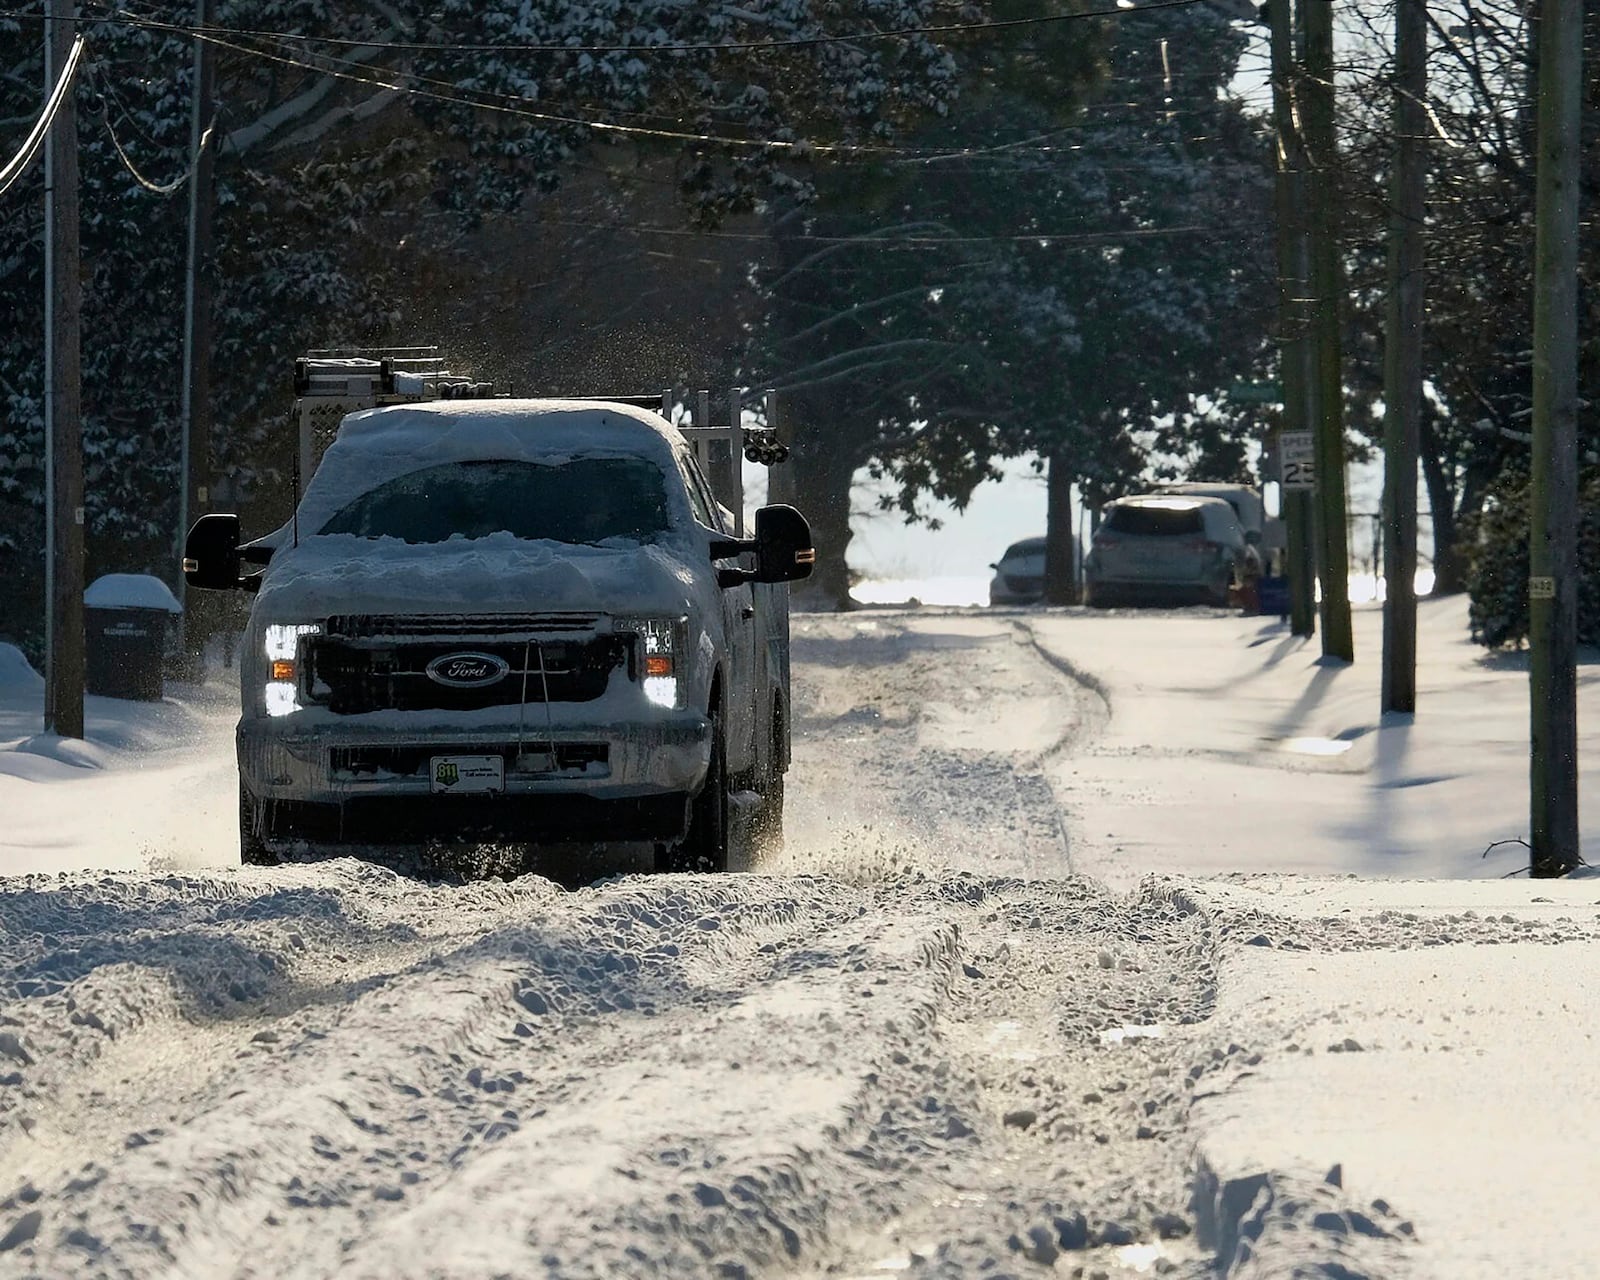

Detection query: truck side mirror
(182, 513), (243, 590)
(752, 505), (815, 584)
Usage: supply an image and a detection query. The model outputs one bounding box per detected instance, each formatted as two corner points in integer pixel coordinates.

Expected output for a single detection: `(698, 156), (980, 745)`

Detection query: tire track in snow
(777, 613), (1093, 880)
(799, 875), (1224, 1279)
(0, 864), (569, 1195)
(1, 870), (971, 1277)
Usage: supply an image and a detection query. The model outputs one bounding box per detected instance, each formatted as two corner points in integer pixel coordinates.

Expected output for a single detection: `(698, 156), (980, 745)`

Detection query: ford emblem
(425, 652), (511, 689)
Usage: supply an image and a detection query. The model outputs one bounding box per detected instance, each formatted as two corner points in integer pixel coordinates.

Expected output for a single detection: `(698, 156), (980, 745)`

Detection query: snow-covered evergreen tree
(0, 0), (973, 650)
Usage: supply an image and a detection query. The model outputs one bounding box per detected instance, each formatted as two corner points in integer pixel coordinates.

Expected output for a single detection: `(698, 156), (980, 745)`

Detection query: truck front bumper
(238, 707), (713, 845)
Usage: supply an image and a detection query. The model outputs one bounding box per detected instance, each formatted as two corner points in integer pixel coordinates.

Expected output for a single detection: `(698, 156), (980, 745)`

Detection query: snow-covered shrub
(1466, 465), (1600, 649)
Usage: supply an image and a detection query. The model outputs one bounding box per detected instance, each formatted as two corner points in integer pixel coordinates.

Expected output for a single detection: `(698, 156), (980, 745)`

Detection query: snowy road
(0, 610), (1516, 1278)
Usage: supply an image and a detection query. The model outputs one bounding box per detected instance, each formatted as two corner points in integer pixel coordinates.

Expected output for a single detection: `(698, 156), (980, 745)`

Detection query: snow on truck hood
(288, 399), (695, 539)
(255, 534), (701, 619)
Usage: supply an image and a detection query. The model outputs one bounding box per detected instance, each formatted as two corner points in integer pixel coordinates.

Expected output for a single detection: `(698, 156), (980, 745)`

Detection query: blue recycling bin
(1257, 575), (1291, 618)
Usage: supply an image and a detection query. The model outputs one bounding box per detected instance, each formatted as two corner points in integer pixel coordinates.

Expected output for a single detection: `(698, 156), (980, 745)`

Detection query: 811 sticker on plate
(430, 755), (505, 793)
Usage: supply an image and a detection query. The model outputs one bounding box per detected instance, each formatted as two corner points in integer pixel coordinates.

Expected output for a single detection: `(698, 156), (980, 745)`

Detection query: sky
(847, 458), (1050, 584)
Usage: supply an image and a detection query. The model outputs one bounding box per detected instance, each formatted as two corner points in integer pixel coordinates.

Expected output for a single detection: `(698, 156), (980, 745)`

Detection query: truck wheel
(753, 768), (785, 851)
(674, 715), (729, 872)
(239, 782), (278, 867)
(752, 714), (786, 852)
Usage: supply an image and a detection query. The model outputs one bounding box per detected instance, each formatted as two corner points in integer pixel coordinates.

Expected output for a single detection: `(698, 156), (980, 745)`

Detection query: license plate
(429, 755), (504, 794)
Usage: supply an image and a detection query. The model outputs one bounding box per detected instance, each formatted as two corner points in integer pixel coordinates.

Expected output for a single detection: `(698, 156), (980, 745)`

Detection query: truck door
(680, 456), (758, 776)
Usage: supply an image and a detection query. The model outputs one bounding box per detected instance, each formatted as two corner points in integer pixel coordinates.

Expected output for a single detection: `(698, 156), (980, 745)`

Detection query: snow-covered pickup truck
(183, 391), (814, 873)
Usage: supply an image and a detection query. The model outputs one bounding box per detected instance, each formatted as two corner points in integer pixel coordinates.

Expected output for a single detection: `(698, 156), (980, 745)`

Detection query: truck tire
(753, 768), (785, 851)
(752, 713), (786, 852)
(673, 714), (729, 872)
(239, 781), (278, 867)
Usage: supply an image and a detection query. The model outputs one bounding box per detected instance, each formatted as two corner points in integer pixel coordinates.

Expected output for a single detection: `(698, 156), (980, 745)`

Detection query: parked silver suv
(1084, 495), (1247, 607)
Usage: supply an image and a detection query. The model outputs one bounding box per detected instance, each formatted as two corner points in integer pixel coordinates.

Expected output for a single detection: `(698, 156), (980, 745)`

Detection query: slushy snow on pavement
(2, 598), (1598, 1278)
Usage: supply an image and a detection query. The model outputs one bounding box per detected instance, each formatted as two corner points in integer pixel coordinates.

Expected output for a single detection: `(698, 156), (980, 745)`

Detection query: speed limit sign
(1280, 431), (1316, 489)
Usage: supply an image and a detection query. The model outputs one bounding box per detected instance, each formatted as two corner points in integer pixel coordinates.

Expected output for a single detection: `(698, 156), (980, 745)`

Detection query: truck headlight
(262, 623), (321, 717)
(615, 616), (686, 709)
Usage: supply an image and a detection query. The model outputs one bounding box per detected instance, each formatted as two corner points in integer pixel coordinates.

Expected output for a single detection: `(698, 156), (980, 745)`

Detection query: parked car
(989, 536), (1047, 605)
(1083, 495), (1248, 607)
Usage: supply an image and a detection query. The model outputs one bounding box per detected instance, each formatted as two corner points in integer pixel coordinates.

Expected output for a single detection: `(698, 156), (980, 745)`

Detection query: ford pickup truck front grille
(321, 613), (603, 641)
(305, 632), (629, 714)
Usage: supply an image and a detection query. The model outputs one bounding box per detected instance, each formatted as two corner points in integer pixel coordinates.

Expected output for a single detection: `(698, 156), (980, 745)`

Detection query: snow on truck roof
(294, 399), (689, 538)
(333, 398), (684, 462)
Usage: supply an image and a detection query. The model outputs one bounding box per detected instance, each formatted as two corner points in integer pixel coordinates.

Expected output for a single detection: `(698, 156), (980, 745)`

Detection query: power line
(132, 19), (1277, 164)
(0, 30), (85, 200)
(100, 96), (213, 194)
(225, 35), (1263, 147)
(534, 217), (1232, 247)
(58, 0), (1219, 56)
(104, 0), (1272, 137)
(108, 15), (1267, 162)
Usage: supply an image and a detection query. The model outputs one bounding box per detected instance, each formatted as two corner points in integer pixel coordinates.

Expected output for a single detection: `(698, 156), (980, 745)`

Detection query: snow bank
(84, 573), (182, 614)
(5, 734), (112, 771)
(0, 643), (42, 691)
(1185, 874), (1600, 1280)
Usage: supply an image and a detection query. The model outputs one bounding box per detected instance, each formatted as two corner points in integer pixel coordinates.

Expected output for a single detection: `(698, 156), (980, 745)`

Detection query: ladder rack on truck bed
(294, 350), (789, 535)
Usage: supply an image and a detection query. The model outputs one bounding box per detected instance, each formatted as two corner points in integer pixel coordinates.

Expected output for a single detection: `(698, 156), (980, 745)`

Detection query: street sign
(1229, 381), (1283, 404)
(1280, 431), (1316, 489)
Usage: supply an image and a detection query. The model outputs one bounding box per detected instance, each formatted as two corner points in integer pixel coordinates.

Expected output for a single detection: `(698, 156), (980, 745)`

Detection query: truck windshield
(317, 458), (672, 545)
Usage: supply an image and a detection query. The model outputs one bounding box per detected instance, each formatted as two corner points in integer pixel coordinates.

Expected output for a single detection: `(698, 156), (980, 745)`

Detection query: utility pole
(1044, 452), (1076, 605)
(43, 0), (84, 740)
(1267, 0), (1315, 637)
(1301, 0), (1354, 661)
(1380, 0), (1427, 714)
(1527, 0), (1582, 877)
(178, 0), (216, 659)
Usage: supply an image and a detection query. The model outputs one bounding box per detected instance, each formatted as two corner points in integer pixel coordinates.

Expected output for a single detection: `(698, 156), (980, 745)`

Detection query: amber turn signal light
(644, 655), (673, 678)
(270, 659), (296, 682)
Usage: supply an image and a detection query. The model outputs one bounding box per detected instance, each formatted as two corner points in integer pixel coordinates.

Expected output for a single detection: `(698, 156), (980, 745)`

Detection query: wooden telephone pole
(178, 0), (216, 657)
(1528, 0), (1582, 876)
(1380, 0), (1427, 714)
(1302, 0), (1354, 662)
(43, 0), (84, 740)
(1268, 0), (1316, 638)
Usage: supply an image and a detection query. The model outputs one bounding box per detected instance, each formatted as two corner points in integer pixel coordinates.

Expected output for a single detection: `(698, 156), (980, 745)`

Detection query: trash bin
(84, 573), (183, 700)
(1257, 575), (1291, 619)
